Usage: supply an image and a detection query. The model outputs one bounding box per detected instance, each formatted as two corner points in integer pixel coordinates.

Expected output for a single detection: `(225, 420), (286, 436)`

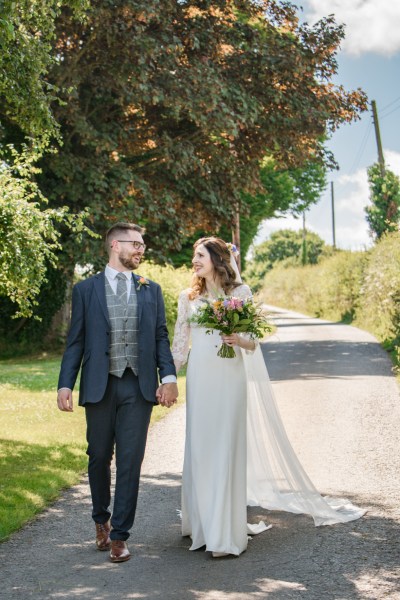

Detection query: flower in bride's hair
(226, 242), (240, 257)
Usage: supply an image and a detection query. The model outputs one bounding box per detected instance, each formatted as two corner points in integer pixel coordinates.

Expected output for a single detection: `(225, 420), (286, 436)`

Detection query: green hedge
(258, 232), (400, 365)
(356, 233), (400, 356)
(258, 250), (368, 322)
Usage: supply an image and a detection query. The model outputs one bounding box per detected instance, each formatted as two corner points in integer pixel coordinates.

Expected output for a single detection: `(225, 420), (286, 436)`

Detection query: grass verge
(0, 354), (186, 542)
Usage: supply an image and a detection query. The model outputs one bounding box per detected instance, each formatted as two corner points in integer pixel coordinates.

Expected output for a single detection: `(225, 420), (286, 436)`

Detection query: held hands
(57, 388), (73, 412)
(156, 382), (179, 408)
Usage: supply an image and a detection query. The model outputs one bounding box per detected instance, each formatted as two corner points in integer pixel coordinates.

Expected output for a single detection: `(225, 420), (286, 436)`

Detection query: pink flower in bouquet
(192, 295), (271, 358)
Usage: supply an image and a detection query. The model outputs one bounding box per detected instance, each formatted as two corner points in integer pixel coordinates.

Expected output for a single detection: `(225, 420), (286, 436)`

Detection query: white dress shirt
(105, 264), (133, 298)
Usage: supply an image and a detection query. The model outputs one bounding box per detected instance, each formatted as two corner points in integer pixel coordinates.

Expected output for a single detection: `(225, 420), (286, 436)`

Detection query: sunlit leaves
(40, 0), (366, 268)
(0, 0), (88, 139)
(0, 146), (96, 317)
(365, 164), (400, 240)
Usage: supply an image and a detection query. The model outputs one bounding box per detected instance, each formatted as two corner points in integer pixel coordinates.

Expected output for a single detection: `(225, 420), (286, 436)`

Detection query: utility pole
(331, 181), (336, 248)
(371, 100), (385, 176)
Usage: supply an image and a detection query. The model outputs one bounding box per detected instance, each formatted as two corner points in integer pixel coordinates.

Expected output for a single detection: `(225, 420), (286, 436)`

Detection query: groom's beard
(120, 252), (142, 270)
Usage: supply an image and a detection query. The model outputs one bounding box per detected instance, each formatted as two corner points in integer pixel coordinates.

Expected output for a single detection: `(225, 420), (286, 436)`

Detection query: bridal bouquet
(193, 296), (271, 358)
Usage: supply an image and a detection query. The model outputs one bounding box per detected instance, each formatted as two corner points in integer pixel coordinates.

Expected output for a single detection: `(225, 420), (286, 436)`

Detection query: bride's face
(192, 244), (214, 279)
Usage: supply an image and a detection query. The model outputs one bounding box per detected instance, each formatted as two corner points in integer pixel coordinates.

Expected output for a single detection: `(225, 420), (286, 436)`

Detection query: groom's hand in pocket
(57, 388), (74, 412)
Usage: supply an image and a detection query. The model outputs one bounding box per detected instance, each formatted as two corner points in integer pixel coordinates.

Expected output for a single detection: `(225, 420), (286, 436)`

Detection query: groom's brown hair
(105, 222), (145, 252)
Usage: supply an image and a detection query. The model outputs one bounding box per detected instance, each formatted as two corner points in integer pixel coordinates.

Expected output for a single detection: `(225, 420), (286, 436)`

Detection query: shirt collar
(105, 264), (133, 281)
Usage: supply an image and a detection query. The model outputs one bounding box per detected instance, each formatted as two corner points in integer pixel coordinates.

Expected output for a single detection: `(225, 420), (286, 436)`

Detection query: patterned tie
(116, 272), (128, 304)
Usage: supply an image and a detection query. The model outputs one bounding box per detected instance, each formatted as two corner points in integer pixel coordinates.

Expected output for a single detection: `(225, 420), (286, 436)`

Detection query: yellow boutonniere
(137, 276), (150, 291)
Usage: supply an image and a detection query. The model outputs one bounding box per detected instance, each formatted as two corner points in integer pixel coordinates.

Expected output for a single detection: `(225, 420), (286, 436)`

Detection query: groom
(57, 222), (178, 562)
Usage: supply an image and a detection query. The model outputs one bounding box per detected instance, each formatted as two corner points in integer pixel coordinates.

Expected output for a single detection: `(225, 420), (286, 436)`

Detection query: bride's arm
(171, 290), (191, 372)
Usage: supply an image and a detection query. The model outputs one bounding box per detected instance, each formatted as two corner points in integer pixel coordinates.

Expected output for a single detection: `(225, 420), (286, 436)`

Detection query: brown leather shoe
(95, 521), (111, 551)
(110, 540), (131, 563)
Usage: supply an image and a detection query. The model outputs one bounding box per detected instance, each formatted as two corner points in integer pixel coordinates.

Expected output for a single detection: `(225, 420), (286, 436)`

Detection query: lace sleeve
(172, 290), (191, 372)
(234, 283), (253, 302)
(234, 284), (258, 353)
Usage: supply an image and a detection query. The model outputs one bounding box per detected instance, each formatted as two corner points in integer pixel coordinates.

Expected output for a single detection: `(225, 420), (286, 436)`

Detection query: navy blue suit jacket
(58, 271), (176, 405)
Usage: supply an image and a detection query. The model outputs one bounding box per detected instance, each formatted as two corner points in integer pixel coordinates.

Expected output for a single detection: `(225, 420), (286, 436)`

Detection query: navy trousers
(85, 368), (153, 541)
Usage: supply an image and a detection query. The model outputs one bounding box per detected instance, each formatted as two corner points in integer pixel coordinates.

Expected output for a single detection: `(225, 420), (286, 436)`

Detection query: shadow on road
(2, 473), (396, 600)
(261, 340), (393, 381)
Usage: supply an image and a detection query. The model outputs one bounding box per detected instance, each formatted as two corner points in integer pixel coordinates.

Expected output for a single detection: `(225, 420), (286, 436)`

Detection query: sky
(256, 0), (400, 251)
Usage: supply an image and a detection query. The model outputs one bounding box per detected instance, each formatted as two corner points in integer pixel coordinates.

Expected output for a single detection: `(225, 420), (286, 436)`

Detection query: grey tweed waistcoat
(105, 276), (139, 377)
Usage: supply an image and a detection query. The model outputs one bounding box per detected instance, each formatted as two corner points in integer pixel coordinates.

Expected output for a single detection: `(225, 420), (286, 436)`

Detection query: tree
(238, 156), (327, 260)
(38, 0), (366, 271)
(0, 0), (91, 317)
(365, 164), (400, 240)
(0, 0), (88, 141)
(244, 228), (327, 290)
(0, 147), (94, 318)
(0, 0), (368, 340)
(170, 155), (327, 268)
(162, 154), (327, 269)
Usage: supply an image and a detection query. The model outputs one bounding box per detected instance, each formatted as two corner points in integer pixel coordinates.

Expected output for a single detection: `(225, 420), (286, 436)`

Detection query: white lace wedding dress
(172, 285), (365, 556)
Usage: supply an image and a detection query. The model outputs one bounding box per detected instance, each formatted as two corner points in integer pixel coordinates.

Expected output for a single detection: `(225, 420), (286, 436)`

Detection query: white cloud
(327, 149), (400, 246)
(385, 149), (400, 174)
(337, 168), (369, 213)
(304, 0), (400, 57)
(255, 167), (371, 250)
(334, 168), (372, 247)
(256, 194), (371, 251)
(255, 149), (400, 251)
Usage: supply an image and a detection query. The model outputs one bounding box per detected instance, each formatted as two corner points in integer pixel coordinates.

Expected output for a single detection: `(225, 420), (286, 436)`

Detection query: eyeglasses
(115, 240), (146, 251)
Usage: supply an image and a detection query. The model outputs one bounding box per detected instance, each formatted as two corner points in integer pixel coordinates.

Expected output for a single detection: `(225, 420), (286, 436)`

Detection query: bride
(171, 236), (365, 558)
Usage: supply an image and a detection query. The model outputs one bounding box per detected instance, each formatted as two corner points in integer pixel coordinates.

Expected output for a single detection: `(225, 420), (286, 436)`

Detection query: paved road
(1, 306), (399, 599)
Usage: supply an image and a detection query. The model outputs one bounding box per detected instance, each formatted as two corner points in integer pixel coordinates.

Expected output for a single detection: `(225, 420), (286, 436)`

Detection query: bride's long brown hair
(189, 237), (240, 300)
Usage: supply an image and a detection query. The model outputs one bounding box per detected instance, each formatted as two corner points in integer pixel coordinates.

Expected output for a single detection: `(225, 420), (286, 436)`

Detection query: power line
(347, 121), (372, 175)
(380, 95), (400, 114)
(380, 103), (400, 120)
(340, 98), (397, 178)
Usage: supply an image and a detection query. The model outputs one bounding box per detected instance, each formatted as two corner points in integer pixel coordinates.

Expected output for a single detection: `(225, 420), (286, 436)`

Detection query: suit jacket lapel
(94, 272), (110, 326)
(132, 273), (144, 323)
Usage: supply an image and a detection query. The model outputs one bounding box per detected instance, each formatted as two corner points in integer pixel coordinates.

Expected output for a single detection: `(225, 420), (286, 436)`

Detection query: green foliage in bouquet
(192, 296), (271, 358)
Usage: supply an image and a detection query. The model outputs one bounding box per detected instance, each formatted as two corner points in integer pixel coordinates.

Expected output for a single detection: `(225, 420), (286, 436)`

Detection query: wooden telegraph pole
(371, 100), (385, 176)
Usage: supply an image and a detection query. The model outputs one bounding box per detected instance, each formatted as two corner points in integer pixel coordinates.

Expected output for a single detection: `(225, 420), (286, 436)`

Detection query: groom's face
(115, 232), (145, 270)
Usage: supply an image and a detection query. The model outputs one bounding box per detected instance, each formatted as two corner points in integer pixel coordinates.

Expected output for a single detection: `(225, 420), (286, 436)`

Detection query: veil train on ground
(243, 345), (366, 526)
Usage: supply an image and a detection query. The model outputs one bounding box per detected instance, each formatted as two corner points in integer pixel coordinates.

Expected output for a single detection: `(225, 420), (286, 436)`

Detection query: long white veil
(227, 241), (364, 525)
(243, 345), (366, 525)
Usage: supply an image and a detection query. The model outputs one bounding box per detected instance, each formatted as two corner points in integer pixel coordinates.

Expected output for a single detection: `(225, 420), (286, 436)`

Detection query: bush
(258, 249), (367, 322)
(0, 262), (191, 358)
(356, 232), (400, 353)
(313, 251), (368, 322)
(0, 265), (68, 358)
(256, 232), (400, 367)
(245, 229), (327, 292)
